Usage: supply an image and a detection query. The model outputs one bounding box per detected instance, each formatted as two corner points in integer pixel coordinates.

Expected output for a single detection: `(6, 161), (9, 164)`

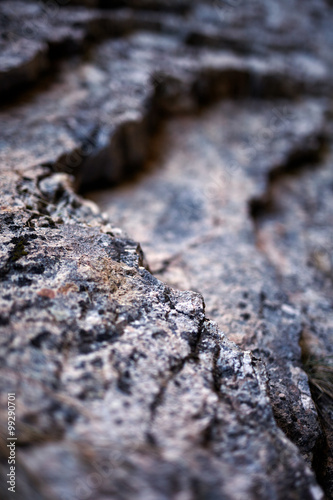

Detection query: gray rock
(91, 99), (326, 467)
(1, 0), (333, 498)
(0, 170), (324, 499)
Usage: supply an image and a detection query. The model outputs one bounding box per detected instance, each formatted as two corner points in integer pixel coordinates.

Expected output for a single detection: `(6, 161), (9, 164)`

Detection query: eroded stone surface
(1, 0), (333, 499)
(89, 99), (326, 466)
(0, 170), (323, 499)
(254, 137), (333, 494)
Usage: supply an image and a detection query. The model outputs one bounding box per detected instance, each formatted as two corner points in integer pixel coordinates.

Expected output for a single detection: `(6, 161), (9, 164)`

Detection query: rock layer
(0, 168), (324, 500)
(1, 0), (333, 499)
(90, 99), (327, 467)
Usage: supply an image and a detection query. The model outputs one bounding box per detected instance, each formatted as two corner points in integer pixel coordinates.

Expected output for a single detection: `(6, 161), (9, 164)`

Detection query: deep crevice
(301, 332), (333, 495)
(249, 134), (327, 220)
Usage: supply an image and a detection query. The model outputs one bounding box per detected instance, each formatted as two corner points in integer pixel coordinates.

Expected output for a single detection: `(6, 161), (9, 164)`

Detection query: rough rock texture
(0, 0), (333, 499)
(0, 170), (324, 500)
(90, 99), (327, 466)
(254, 125), (333, 493)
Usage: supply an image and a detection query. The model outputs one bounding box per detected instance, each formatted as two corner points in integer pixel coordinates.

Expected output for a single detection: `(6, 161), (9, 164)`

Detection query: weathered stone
(1, 0), (333, 499)
(91, 99), (326, 466)
(253, 131), (333, 495)
(0, 167), (324, 499)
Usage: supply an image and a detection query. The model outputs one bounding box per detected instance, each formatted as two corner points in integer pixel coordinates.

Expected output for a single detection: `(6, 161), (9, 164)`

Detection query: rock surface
(89, 99), (327, 467)
(0, 0), (333, 499)
(0, 168), (324, 500)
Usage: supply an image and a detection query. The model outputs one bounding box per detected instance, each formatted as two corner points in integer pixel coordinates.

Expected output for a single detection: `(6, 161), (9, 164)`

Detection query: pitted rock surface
(90, 100), (326, 466)
(1, 0), (333, 499)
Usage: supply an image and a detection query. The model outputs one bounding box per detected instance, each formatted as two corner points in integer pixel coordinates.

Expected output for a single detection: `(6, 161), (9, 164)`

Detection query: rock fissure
(1, 1), (333, 499)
